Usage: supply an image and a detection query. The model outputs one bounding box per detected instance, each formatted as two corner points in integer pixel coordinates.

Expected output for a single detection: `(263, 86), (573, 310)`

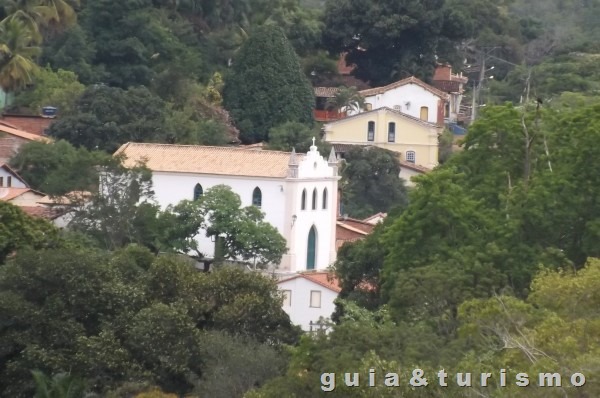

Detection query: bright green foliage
(162, 185), (287, 267)
(340, 146), (408, 219)
(47, 85), (169, 152)
(325, 86), (365, 113)
(16, 66), (84, 115)
(9, 140), (110, 195)
(223, 24), (314, 143)
(0, 18), (41, 92)
(0, 201), (61, 264)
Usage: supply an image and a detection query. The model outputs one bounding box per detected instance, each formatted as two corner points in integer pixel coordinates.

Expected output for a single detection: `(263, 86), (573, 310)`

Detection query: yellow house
(322, 107), (442, 169)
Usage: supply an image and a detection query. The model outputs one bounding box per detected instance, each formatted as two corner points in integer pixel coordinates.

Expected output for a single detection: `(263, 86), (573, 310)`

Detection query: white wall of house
(399, 166), (426, 187)
(0, 168), (27, 188)
(278, 277), (338, 332)
(349, 84), (441, 124)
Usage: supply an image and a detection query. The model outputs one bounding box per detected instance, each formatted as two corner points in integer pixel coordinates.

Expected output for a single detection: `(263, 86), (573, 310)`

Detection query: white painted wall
(399, 166), (425, 187)
(278, 277), (338, 332)
(0, 168), (27, 188)
(151, 171), (287, 260)
(350, 84), (441, 124)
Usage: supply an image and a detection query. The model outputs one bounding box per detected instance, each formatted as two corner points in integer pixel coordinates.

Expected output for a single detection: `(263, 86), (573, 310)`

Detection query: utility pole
(471, 52), (486, 122)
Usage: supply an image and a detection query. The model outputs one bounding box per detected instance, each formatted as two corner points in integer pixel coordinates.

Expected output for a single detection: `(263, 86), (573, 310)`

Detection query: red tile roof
(0, 187), (44, 201)
(0, 124), (52, 142)
(399, 160), (431, 173)
(278, 271), (342, 293)
(1, 115), (54, 136)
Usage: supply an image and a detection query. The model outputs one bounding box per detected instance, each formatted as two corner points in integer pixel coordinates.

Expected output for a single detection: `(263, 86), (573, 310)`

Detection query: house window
(0, 177), (3, 187)
(388, 122), (396, 142)
(7, 176), (11, 187)
(193, 183), (203, 200)
(406, 151), (416, 163)
(282, 290), (291, 307)
(365, 103), (372, 111)
(307, 226), (317, 270)
(367, 121), (375, 141)
(252, 187), (262, 207)
(445, 102), (450, 118)
(312, 188), (317, 210)
(310, 290), (321, 308)
(301, 189), (307, 210)
(322, 188), (328, 209)
(420, 106), (429, 121)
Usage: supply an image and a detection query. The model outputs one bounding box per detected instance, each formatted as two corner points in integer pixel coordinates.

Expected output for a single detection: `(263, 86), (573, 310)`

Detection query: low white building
(115, 141), (341, 272)
(277, 271), (341, 332)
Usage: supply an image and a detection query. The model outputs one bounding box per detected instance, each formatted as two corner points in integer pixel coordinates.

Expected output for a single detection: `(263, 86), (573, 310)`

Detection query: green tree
(340, 146), (408, 219)
(47, 85), (170, 152)
(32, 371), (86, 398)
(325, 86), (365, 113)
(0, 18), (40, 93)
(9, 140), (111, 195)
(267, 121), (329, 154)
(223, 24), (314, 143)
(0, 201), (61, 264)
(16, 66), (84, 115)
(2, 0), (53, 43)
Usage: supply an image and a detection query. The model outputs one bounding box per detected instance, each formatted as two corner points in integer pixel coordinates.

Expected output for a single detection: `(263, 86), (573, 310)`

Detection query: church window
(193, 183), (203, 200)
(252, 187), (262, 207)
(322, 188), (328, 209)
(307, 226), (317, 270)
(312, 188), (317, 210)
(301, 189), (307, 210)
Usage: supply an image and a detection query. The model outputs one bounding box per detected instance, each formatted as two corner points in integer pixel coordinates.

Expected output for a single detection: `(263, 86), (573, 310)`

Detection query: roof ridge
(118, 142), (303, 156)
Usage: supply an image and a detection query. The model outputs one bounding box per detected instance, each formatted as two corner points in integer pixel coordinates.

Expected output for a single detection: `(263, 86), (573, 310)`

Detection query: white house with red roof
(277, 271), (341, 332)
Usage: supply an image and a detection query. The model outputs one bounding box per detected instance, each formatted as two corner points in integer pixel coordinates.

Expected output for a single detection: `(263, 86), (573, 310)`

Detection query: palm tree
(32, 370), (86, 398)
(326, 86), (366, 114)
(2, 0), (54, 43)
(0, 18), (41, 93)
(41, 0), (79, 31)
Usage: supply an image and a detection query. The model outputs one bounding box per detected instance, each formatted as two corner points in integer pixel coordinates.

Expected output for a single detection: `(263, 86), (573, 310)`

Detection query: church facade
(115, 141), (340, 272)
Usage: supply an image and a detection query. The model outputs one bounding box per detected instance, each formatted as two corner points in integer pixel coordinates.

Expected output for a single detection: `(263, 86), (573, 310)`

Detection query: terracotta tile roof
(0, 124), (52, 142)
(1, 115), (54, 136)
(278, 271), (341, 293)
(362, 212), (387, 224)
(114, 142), (305, 178)
(0, 187), (43, 201)
(0, 163), (29, 187)
(314, 87), (340, 98)
(19, 206), (67, 220)
(337, 217), (375, 234)
(359, 76), (449, 100)
(325, 107), (439, 128)
(399, 160), (431, 173)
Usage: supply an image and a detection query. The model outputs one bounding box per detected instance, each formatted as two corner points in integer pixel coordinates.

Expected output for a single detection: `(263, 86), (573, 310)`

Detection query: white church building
(115, 141), (340, 272)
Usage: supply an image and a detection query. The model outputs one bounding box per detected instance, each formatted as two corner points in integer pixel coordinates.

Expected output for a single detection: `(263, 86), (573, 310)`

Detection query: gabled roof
(362, 212), (387, 224)
(0, 164), (29, 187)
(359, 76), (449, 100)
(399, 160), (431, 173)
(1, 114), (54, 136)
(114, 142), (306, 179)
(0, 187), (45, 201)
(324, 106), (440, 128)
(278, 271), (341, 293)
(0, 124), (52, 142)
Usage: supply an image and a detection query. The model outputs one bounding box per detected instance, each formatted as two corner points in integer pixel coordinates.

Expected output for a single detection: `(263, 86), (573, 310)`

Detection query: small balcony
(313, 109), (347, 122)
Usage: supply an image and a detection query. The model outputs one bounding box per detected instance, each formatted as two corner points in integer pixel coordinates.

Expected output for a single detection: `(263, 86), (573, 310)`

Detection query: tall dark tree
(223, 24), (314, 143)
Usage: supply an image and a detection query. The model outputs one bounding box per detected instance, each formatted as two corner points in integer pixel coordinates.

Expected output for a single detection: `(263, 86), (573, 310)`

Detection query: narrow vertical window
(0, 177), (3, 187)
(406, 151), (416, 163)
(307, 226), (317, 270)
(301, 189), (307, 210)
(252, 187), (262, 207)
(388, 122), (395, 142)
(367, 121), (375, 141)
(322, 188), (328, 209)
(7, 176), (12, 187)
(420, 106), (429, 121)
(312, 188), (317, 210)
(193, 183), (203, 200)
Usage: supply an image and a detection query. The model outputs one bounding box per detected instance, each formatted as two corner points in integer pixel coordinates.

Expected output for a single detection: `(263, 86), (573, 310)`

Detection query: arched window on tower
(307, 226), (317, 270)
(193, 183), (203, 200)
(301, 189), (307, 210)
(252, 187), (262, 207)
(312, 188), (317, 210)
(322, 188), (328, 209)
